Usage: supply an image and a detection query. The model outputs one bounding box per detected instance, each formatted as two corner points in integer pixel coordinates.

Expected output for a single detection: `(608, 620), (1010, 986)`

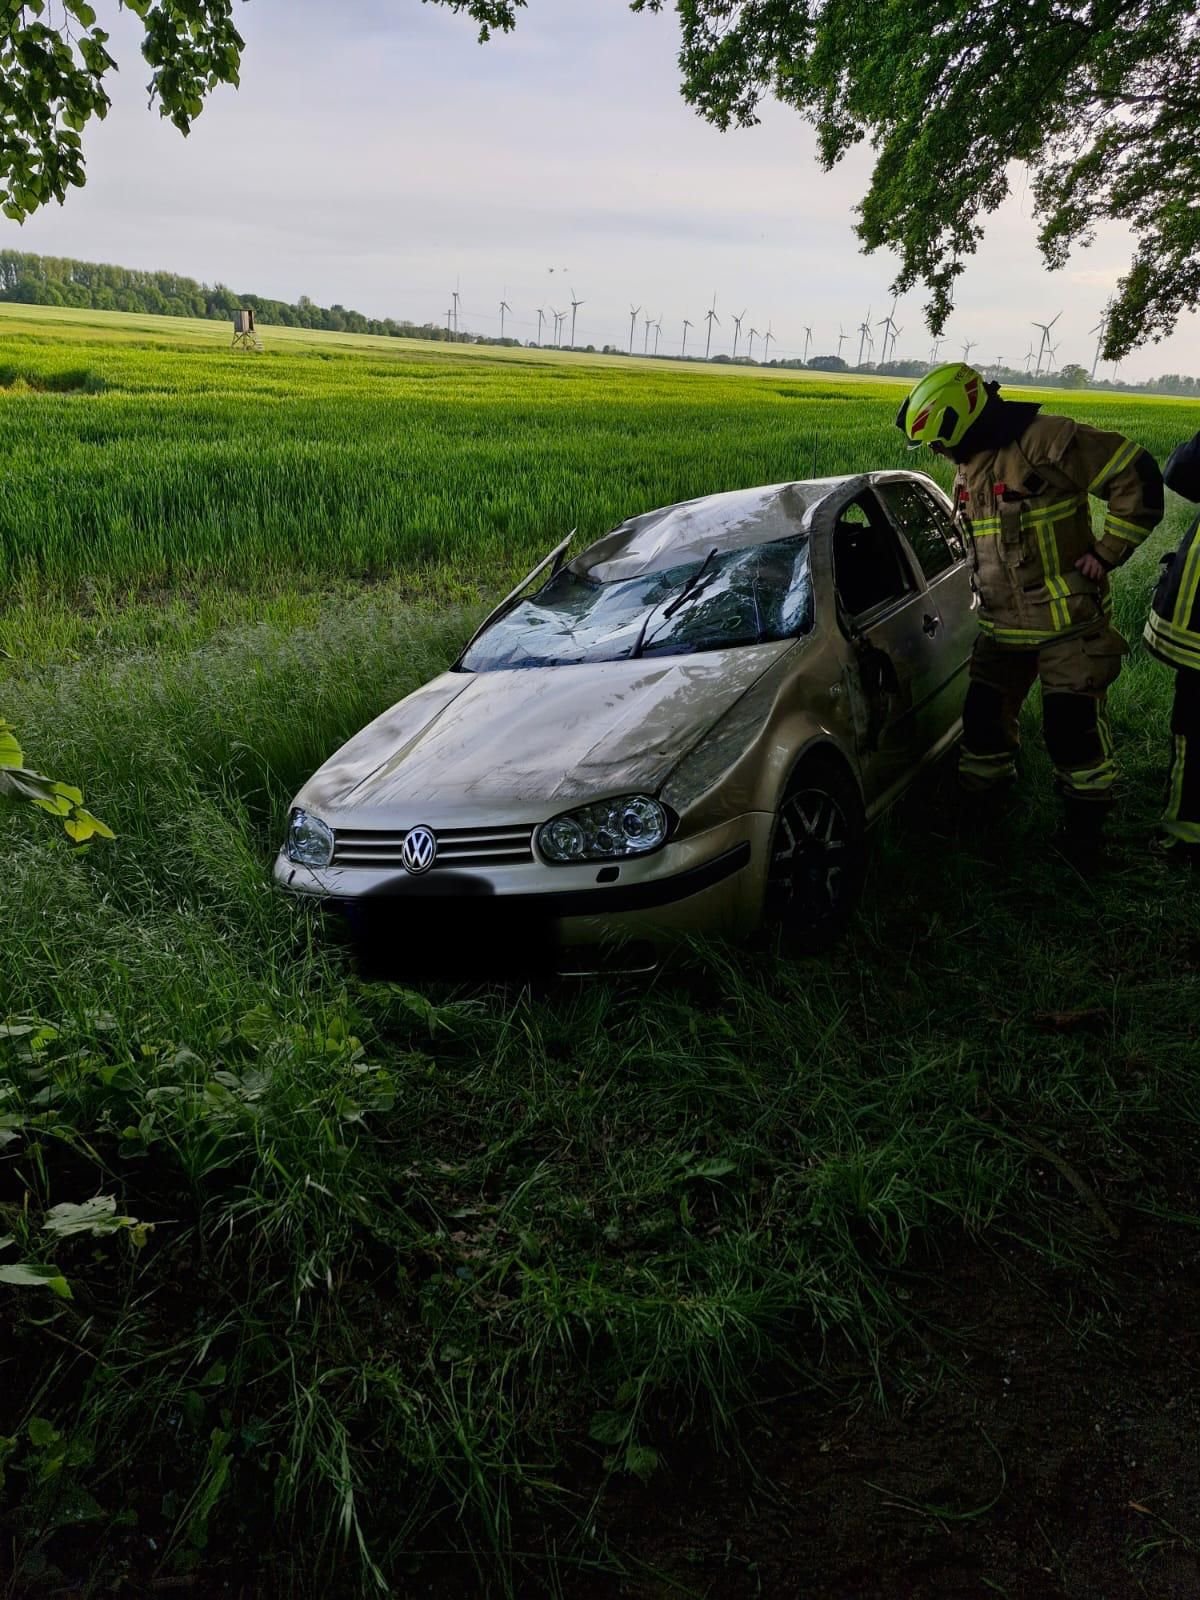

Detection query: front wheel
(763, 754), (866, 953)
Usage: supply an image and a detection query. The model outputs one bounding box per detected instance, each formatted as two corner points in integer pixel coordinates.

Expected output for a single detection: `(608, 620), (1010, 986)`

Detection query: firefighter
(1144, 430), (1200, 863)
(895, 363), (1164, 853)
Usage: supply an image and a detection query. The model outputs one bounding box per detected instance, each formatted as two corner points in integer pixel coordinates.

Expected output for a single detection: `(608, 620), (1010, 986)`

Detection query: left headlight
(537, 795), (670, 863)
(284, 807), (335, 868)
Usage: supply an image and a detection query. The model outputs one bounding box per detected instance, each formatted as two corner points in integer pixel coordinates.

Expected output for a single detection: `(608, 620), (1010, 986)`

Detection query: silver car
(276, 472), (974, 971)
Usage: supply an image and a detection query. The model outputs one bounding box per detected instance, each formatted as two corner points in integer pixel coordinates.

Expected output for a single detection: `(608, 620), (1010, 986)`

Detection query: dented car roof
(572, 476), (875, 582)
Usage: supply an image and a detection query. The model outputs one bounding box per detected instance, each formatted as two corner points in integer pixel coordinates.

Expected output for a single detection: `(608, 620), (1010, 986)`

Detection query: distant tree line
(0, 250), (456, 342)
(771, 354), (1197, 396)
(4, 251), (1199, 393)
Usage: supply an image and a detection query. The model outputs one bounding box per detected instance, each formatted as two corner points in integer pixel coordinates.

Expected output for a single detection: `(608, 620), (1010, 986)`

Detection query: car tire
(763, 752), (866, 953)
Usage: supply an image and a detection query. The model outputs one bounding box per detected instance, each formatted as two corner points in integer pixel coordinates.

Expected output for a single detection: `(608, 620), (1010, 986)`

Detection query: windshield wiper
(630, 546), (721, 660)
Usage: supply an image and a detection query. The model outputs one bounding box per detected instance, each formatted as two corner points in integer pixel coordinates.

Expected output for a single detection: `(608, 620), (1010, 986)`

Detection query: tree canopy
(1, 1), (243, 222)
(2, 0), (1197, 357)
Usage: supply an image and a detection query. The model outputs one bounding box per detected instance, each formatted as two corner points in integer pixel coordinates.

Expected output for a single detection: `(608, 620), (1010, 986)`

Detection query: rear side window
(877, 481), (963, 579)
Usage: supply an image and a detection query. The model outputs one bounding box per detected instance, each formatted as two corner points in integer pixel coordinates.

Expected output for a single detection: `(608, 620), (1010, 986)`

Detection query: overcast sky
(6, 0), (1198, 380)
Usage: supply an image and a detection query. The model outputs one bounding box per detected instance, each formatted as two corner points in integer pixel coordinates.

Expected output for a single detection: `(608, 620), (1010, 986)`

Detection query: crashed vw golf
(277, 473), (975, 967)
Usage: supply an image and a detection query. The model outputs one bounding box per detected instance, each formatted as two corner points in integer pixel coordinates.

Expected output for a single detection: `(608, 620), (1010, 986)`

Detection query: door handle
(922, 612), (941, 636)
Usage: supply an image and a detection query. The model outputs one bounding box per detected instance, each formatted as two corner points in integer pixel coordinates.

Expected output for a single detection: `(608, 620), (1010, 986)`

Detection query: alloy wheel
(767, 785), (851, 925)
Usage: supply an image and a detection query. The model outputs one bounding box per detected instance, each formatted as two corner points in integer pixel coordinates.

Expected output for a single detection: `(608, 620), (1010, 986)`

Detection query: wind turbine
(802, 326), (813, 364)
(569, 289), (585, 350)
(1046, 342), (1061, 374)
(731, 308), (747, 360)
(535, 308), (546, 346)
(681, 317), (693, 357)
(1023, 344), (1036, 373)
(629, 304), (641, 355)
(747, 326), (759, 360)
(1031, 311), (1061, 376)
(450, 288), (461, 340)
(498, 298), (511, 341)
(704, 293), (720, 360)
(552, 308), (565, 344)
(763, 322), (775, 361)
(856, 308), (874, 368)
(445, 307), (452, 338)
(653, 316), (663, 356)
(888, 325), (903, 364)
(929, 335), (944, 363)
(1090, 304), (1111, 380)
(643, 313), (654, 355)
(836, 326), (848, 361)
(961, 338), (978, 363)
(877, 298), (899, 364)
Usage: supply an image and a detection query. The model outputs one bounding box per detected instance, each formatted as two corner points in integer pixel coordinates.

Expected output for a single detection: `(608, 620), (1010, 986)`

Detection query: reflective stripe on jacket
(1145, 433), (1200, 674)
(954, 414), (1163, 647)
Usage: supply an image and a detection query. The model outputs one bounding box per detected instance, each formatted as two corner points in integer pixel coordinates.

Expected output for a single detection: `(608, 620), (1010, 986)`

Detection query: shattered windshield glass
(461, 535), (813, 671)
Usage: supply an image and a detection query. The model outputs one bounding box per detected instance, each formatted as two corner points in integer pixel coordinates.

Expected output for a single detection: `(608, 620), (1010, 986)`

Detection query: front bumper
(274, 813), (772, 963)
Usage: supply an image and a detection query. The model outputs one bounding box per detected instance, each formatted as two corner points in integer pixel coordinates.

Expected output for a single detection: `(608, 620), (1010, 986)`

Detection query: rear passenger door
(873, 477), (975, 754)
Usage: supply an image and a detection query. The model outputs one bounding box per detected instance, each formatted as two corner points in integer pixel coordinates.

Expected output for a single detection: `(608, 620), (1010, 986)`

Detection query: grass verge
(2, 545), (1199, 1592)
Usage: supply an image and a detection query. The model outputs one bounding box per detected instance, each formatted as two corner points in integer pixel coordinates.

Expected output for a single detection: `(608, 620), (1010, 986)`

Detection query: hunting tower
(231, 308), (262, 353)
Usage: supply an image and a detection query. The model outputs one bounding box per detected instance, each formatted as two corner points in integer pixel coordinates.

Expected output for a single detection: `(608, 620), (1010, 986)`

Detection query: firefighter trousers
(1163, 668), (1200, 845)
(958, 627), (1128, 805)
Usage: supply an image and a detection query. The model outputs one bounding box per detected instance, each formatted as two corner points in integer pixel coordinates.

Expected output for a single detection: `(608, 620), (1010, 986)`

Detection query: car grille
(331, 824), (536, 870)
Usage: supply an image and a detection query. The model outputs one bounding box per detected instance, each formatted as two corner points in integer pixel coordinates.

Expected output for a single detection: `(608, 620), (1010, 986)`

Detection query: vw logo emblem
(401, 825), (438, 875)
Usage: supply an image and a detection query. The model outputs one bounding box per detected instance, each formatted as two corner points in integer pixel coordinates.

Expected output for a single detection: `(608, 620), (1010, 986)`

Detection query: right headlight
(284, 807), (335, 868)
(537, 795), (670, 863)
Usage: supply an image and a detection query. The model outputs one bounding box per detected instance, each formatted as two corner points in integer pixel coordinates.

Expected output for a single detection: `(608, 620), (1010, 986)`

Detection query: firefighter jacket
(1145, 431), (1200, 675)
(954, 413), (1164, 647)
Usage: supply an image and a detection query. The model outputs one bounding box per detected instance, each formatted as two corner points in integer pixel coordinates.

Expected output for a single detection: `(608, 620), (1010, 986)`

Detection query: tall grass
(2, 313), (1200, 1593)
(3, 305), (1198, 595)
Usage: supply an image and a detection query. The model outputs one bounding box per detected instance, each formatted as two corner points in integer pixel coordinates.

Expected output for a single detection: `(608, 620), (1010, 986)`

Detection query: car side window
(876, 481), (964, 578)
(832, 495), (917, 620)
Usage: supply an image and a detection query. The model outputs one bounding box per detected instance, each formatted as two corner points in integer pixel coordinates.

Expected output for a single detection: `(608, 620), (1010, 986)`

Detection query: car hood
(296, 645), (793, 824)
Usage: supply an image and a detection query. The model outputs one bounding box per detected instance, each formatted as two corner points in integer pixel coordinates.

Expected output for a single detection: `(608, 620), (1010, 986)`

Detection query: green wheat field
(2, 302), (1199, 1594)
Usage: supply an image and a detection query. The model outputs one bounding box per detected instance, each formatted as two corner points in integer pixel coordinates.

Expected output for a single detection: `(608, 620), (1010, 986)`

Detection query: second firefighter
(1145, 429), (1200, 864)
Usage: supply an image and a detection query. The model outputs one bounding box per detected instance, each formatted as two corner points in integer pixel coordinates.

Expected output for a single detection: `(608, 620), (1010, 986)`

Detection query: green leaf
(680, 1156), (737, 1180)
(237, 1004), (278, 1047)
(27, 1417), (60, 1449)
(588, 1409), (631, 1446)
(45, 1197), (143, 1239)
(65, 808), (116, 842)
(46, 1484), (105, 1527)
(624, 1442), (660, 1481)
(0, 724), (24, 769)
(31, 792), (73, 818)
(0, 1263), (72, 1298)
(65, 0), (98, 25)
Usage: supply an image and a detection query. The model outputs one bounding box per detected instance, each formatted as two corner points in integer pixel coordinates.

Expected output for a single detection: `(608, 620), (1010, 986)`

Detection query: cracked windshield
(462, 536), (813, 669)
